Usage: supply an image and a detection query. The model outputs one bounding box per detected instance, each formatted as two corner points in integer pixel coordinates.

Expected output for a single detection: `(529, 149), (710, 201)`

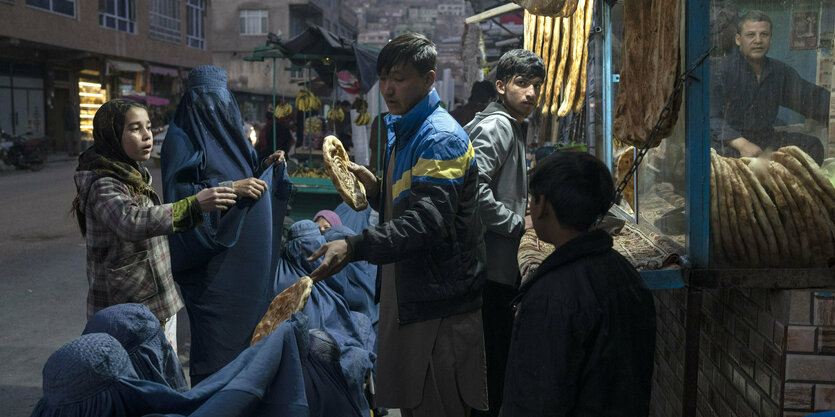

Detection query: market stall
(244, 25), (380, 221)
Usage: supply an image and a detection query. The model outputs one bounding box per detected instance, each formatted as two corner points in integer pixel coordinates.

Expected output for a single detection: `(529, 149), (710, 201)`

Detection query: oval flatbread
(323, 135), (368, 211)
(251, 276), (313, 346)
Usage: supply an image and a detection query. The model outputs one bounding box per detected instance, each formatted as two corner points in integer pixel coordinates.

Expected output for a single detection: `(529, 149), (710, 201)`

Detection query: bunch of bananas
(326, 107), (345, 122)
(351, 98), (368, 111)
(295, 90), (321, 112)
(354, 112), (372, 126)
(290, 166), (329, 178)
(351, 98), (371, 125)
(304, 118), (324, 134)
(274, 103), (293, 119)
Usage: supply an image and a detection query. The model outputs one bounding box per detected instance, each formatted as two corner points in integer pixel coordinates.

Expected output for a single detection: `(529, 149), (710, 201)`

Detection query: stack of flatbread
(710, 147), (835, 267)
(323, 135), (368, 211)
(522, 0), (593, 117)
(250, 276), (313, 346)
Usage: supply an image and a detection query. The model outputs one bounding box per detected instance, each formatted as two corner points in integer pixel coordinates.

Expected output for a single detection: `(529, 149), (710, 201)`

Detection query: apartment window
(240, 10), (268, 35)
(26, 0), (75, 17)
(149, 0), (180, 43)
(99, 0), (136, 33)
(186, 0), (205, 49)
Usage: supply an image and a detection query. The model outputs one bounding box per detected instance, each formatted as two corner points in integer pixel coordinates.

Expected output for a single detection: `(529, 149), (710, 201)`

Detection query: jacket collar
(476, 101), (526, 136)
(385, 89), (441, 148)
(518, 230), (614, 295)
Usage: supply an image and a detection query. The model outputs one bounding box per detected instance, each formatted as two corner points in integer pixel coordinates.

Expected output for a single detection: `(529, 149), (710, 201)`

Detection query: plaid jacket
(75, 171), (184, 323)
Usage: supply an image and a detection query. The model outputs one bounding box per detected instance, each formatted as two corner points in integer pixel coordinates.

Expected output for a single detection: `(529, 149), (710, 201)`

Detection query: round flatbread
(323, 135), (368, 211)
(717, 156), (747, 264)
(251, 276), (313, 346)
(734, 159), (782, 265)
(709, 151), (727, 265)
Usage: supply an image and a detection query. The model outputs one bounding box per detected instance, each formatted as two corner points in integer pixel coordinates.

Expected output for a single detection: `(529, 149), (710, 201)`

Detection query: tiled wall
(784, 291), (835, 416)
(696, 288), (789, 417)
(650, 289), (688, 417)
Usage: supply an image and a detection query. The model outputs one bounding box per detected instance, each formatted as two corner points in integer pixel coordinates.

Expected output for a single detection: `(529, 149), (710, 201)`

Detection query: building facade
(209, 0), (358, 124)
(0, 0), (211, 151)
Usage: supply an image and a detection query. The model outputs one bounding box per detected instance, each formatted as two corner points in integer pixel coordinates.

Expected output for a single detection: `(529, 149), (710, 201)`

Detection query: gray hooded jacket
(464, 101), (528, 287)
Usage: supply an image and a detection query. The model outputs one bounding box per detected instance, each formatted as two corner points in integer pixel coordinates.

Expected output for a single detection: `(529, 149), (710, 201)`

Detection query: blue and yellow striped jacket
(347, 89), (487, 324)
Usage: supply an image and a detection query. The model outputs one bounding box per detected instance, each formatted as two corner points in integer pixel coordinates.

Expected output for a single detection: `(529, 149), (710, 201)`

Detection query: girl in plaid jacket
(71, 99), (238, 344)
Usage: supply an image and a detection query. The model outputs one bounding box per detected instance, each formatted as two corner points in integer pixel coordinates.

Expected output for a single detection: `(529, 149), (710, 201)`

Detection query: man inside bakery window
(305, 33), (488, 416)
(711, 10), (829, 164)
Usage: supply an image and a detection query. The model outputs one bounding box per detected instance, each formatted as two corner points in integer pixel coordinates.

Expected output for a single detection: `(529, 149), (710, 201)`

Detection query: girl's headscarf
(73, 99), (156, 235)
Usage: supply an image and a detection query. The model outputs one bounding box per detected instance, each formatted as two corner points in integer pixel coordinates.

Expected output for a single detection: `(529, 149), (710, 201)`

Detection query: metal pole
(272, 57), (277, 153)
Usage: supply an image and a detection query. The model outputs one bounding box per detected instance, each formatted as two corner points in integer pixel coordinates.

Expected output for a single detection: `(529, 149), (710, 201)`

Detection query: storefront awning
(148, 65), (179, 77)
(108, 59), (145, 73)
(123, 95), (170, 106)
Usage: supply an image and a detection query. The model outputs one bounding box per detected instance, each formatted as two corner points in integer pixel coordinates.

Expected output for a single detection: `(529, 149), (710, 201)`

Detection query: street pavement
(0, 155), (185, 415)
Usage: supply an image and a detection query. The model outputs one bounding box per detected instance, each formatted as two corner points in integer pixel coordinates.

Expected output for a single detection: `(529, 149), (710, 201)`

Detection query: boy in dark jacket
(501, 152), (656, 417)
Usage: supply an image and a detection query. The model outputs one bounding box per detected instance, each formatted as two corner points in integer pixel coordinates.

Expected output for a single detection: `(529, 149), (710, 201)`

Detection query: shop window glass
(149, 0), (181, 44)
(605, 0), (687, 250)
(706, 2), (835, 267)
(99, 0), (136, 34)
(240, 10), (268, 35)
(26, 0), (75, 17)
(187, 0), (205, 49)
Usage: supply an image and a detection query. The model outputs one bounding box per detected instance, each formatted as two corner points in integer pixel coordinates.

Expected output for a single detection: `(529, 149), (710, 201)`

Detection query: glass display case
(78, 81), (106, 142)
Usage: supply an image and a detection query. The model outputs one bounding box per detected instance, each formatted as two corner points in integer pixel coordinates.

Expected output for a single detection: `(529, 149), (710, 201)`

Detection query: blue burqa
(275, 220), (376, 411)
(82, 303), (189, 392)
(31, 315), (309, 417)
(161, 65), (292, 383)
(323, 225), (378, 328)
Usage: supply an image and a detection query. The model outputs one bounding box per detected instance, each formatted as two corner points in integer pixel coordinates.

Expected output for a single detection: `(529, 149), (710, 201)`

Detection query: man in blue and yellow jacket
(309, 33), (488, 416)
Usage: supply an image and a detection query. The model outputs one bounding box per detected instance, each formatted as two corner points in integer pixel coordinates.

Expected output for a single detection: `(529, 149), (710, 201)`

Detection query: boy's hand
(307, 240), (352, 282)
(349, 163), (379, 200)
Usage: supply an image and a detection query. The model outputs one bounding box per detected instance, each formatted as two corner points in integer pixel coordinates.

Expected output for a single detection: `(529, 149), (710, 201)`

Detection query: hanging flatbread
(323, 135), (368, 211)
(572, 0), (595, 113)
(541, 17), (561, 114)
(550, 16), (572, 115)
(251, 276), (313, 346)
(557, 0), (587, 117)
(537, 16), (554, 111)
(616, 146), (635, 211)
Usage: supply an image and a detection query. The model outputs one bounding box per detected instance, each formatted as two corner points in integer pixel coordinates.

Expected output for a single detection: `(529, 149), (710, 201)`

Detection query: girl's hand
(233, 178), (268, 200)
(196, 187), (237, 211)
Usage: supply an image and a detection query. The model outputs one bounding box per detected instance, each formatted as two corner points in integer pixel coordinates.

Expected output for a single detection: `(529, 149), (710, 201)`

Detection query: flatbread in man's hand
(250, 276), (313, 346)
(323, 135), (368, 211)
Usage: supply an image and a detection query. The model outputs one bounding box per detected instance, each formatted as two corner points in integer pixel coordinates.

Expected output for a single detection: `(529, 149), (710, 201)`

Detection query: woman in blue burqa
(161, 65), (292, 385)
(276, 220), (377, 411)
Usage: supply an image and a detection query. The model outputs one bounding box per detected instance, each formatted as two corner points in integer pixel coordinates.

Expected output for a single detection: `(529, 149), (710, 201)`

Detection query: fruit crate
(288, 177), (344, 222)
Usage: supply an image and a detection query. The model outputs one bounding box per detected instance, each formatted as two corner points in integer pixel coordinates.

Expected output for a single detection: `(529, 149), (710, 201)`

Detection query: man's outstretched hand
(307, 239), (352, 282)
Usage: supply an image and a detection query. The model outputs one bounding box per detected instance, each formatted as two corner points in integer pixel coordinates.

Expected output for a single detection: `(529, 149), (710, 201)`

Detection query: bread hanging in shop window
(612, 0), (682, 149)
(514, 0), (578, 17)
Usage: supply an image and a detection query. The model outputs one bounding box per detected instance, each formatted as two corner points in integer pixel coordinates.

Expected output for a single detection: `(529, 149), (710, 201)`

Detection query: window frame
(239, 9), (269, 36)
(99, 0), (137, 34)
(149, 0), (181, 44)
(25, 0), (76, 18)
(186, 0), (206, 50)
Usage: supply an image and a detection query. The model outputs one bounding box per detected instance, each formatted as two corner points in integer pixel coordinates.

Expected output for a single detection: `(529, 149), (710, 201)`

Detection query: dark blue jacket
(501, 230), (656, 416)
(346, 89), (486, 324)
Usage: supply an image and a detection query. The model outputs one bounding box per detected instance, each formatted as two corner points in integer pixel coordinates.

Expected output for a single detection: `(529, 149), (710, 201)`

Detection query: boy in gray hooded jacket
(464, 49), (545, 416)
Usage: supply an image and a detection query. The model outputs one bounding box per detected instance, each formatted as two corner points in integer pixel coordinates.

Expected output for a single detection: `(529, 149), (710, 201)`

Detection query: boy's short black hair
(469, 80), (497, 103)
(495, 49), (546, 84)
(376, 33), (437, 76)
(528, 151), (614, 231)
